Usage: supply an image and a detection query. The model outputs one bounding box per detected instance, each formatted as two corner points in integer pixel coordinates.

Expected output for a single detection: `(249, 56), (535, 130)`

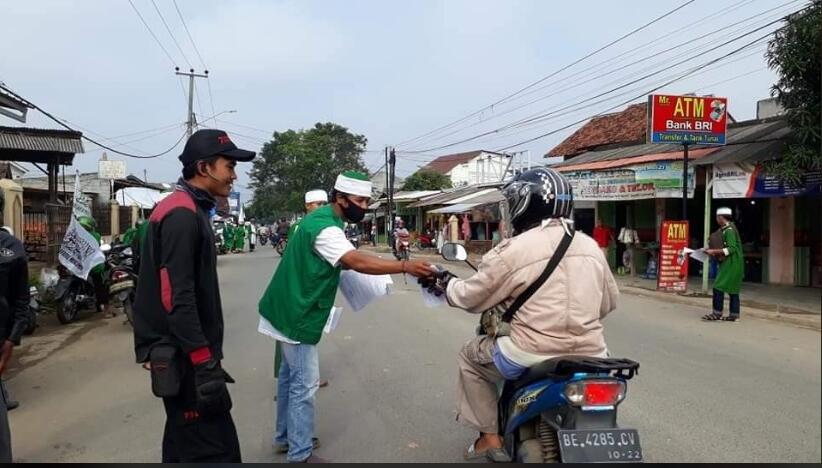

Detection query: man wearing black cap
(133, 129), (254, 462)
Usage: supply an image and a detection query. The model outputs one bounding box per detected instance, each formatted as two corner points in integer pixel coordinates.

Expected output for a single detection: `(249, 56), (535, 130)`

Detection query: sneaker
(722, 315), (740, 323)
(6, 400), (19, 411)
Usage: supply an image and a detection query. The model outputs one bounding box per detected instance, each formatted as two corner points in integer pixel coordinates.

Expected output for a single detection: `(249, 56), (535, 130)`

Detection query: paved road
(6, 248), (821, 463)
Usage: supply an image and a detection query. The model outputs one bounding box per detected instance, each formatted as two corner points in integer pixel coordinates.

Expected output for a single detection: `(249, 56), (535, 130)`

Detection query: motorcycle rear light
(112, 271), (129, 281)
(564, 380), (626, 407)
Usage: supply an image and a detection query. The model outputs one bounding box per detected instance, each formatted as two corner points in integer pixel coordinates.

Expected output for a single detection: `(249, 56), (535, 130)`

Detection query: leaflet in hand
(339, 270), (393, 312)
(420, 286), (447, 308)
(324, 306), (343, 334)
(683, 247), (709, 264)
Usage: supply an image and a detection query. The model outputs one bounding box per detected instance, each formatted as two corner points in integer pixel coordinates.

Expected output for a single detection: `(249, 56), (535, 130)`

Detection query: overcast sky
(0, 0), (798, 201)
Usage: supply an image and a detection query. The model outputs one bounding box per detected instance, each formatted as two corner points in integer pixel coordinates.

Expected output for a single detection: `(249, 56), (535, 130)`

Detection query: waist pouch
(149, 343), (183, 398)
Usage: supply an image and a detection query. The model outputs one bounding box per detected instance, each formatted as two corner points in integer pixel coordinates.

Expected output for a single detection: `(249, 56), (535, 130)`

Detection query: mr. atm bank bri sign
(648, 94), (728, 145)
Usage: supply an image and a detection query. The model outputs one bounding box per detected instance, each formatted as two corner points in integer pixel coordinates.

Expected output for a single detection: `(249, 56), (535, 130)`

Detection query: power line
(495, 29), (782, 152)
(127, 0), (177, 67)
(0, 83), (188, 159)
(171, 0), (217, 125)
(171, 0), (207, 68)
(403, 12), (792, 155)
(150, 0), (192, 68)
(401, 0), (798, 152)
(394, 0), (696, 148)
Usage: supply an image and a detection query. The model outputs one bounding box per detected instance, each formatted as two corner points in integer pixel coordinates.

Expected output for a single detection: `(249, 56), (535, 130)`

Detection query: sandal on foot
(722, 315), (740, 322)
(463, 441), (510, 462)
(701, 313), (723, 321)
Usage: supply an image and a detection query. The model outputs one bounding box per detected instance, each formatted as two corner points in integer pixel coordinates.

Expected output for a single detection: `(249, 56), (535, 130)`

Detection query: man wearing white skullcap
(702, 207), (744, 322)
(258, 171), (436, 462)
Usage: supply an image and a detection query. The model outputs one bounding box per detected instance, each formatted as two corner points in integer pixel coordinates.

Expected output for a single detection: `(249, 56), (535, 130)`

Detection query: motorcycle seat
(510, 356), (639, 391)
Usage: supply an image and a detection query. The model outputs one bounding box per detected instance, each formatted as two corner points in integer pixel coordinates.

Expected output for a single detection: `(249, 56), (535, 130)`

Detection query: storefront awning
(428, 203), (480, 214)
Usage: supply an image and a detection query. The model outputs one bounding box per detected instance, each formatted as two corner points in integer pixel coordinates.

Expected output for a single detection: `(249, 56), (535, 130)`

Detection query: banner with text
(713, 163), (822, 198)
(648, 94), (728, 145)
(59, 217), (105, 280)
(657, 220), (689, 292)
(565, 165), (694, 201)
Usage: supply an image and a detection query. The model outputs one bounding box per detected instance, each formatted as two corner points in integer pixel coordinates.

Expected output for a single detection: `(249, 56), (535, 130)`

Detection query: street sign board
(98, 159), (127, 180)
(657, 220), (689, 292)
(648, 94), (728, 145)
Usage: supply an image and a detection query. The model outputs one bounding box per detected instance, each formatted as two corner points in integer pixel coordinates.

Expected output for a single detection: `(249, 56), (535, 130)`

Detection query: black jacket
(133, 180), (224, 363)
(0, 230), (29, 345)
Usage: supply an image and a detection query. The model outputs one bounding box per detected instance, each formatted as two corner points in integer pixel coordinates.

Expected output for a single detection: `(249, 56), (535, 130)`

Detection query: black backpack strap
(501, 230), (575, 323)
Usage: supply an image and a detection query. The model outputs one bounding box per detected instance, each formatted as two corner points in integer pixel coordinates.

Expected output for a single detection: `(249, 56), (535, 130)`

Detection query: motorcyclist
(393, 219), (410, 256)
(425, 168), (619, 461)
(77, 216), (114, 319)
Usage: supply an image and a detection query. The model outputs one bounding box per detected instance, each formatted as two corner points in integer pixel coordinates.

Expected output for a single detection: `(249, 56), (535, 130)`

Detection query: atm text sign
(648, 94), (728, 145)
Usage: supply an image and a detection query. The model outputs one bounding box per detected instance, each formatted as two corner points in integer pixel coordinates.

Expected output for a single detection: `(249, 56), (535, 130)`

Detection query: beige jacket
(446, 220), (619, 365)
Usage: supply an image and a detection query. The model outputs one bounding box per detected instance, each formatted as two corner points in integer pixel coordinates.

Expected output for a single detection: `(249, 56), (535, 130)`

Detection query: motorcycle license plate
(558, 429), (642, 463)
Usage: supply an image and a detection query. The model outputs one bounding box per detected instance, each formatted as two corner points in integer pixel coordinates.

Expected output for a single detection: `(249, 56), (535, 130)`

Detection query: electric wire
(393, 0), (697, 148)
(150, 0), (193, 68)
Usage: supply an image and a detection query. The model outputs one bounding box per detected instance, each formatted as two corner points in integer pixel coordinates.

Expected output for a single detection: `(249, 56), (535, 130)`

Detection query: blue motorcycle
(438, 243), (642, 463)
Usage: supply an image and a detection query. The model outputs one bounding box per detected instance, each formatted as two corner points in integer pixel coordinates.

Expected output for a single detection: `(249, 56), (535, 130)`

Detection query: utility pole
(175, 67), (209, 137)
(388, 147), (397, 244)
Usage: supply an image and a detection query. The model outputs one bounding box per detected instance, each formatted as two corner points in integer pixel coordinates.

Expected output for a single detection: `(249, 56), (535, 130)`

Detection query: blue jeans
(713, 289), (740, 317)
(274, 342), (320, 462)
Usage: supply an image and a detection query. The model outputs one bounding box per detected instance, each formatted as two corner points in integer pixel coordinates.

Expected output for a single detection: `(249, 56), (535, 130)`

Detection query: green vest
(258, 205), (344, 344)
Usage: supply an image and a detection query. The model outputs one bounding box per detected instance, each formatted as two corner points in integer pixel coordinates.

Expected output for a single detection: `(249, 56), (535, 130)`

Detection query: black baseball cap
(179, 129), (256, 165)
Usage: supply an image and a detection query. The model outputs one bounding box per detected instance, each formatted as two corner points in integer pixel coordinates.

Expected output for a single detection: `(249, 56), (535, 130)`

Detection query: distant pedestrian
(702, 207), (744, 322)
(133, 129), (255, 462)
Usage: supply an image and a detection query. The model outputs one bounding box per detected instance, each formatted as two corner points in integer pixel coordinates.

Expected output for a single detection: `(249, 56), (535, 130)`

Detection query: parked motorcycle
(23, 285), (40, 336)
(415, 233), (436, 250)
(437, 243), (642, 463)
(107, 243), (137, 326)
(53, 264), (100, 324)
(347, 233), (360, 249)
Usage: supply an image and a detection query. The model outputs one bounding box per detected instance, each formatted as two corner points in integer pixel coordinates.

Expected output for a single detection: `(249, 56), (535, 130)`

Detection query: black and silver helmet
(502, 167), (573, 234)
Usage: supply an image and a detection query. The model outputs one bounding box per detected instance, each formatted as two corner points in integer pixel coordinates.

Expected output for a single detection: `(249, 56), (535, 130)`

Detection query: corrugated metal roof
(391, 190), (442, 201)
(428, 203), (480, 214)
(446, 188), (503, 205)
(409, 182), (502, 207)
(0, 126), (84, 153)
(553, 119), (790, 171)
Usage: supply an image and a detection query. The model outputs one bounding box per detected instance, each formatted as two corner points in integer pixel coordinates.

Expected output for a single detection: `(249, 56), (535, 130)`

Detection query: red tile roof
(420, 150), (485, 174)
(546, 103), (648, 158)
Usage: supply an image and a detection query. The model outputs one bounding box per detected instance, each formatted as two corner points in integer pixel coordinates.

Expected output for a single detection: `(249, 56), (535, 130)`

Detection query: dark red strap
(189, 347), (212, 365)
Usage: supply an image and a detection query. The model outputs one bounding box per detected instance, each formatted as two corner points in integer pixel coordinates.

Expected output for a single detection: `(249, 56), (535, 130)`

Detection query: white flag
(59, 217), (105, 280)
(72, 172), (92, 220)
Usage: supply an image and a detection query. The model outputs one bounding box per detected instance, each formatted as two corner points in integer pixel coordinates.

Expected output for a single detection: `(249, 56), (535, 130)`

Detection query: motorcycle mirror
(441, 243), (468, 262)
(100, 244), (112, 253)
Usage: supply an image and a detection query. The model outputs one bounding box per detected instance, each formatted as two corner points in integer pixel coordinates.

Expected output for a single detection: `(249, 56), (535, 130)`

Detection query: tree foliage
(764, 1), (821, 184)
(402, 169), (453, 191)
(246, 123), (368, 220)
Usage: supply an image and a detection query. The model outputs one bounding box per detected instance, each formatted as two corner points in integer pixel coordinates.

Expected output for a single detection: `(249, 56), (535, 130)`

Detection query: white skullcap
(334, 171), (372, 198)
(716, 207), (732, 216)
(305, 189), (328, 204)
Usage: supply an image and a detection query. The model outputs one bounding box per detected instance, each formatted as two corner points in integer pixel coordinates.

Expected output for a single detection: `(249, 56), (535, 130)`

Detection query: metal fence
(119, 206), (133, 234)
(23, 211), (48, 262)
(45, 204), (72, 264)
(93, 205), (112, 237)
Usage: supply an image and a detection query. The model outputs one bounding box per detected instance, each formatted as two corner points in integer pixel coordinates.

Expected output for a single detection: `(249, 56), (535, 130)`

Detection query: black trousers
(160, 364), (241, 463)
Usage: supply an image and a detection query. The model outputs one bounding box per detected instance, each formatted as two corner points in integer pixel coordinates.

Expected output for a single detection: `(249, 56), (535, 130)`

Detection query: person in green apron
(233, 219), (246, 252)
(77, 216), (113, 318)
(259, 171), (435, 463)
(703, 207), (744, 322)
(274, 189), (329, 386)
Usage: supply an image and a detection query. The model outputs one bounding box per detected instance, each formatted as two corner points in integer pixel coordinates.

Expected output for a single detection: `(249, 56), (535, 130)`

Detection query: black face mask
(342, 197), (366, 223)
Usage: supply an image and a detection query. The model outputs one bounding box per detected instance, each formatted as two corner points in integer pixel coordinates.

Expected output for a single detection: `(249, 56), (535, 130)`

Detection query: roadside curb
(619, 285), (821, 331)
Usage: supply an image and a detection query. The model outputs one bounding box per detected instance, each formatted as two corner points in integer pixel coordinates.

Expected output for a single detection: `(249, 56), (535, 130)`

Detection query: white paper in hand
(421, 286), (447, 308)
(683, 247), (709, 264)
(339, 270), (393, 312)
(324, 306), (343, 334)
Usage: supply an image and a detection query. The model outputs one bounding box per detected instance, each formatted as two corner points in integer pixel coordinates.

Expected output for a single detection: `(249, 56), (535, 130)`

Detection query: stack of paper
(339, 270), (393, 312)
